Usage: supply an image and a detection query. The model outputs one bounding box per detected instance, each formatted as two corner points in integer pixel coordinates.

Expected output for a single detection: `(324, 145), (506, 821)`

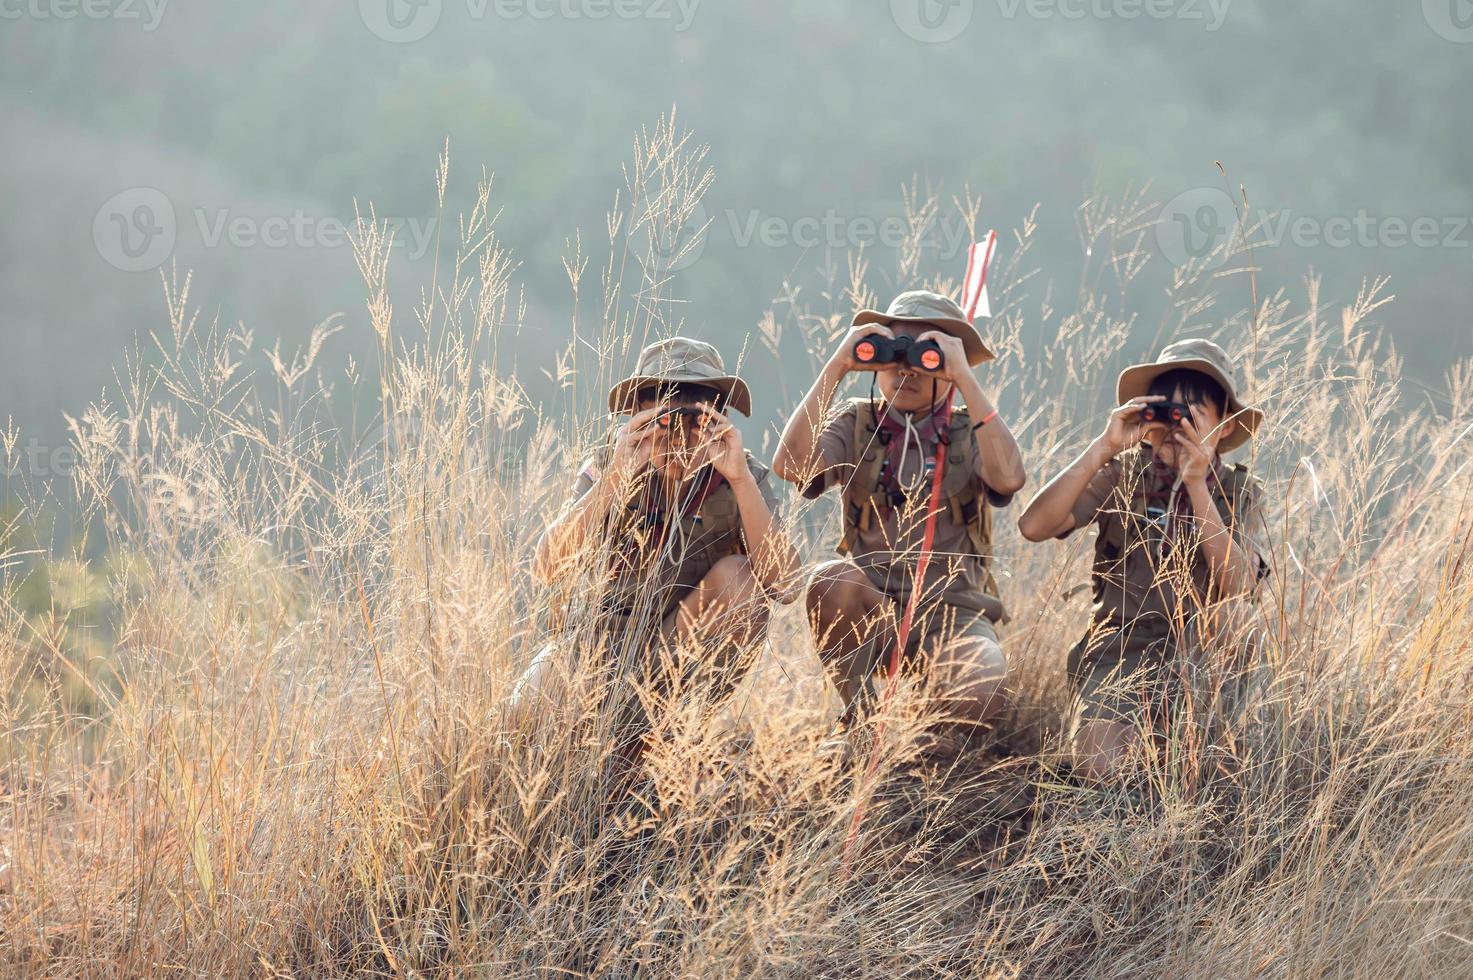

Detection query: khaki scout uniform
(1062, 339), (1270, 724)
(570, 450), (782, 653)
(540, 337), (778, 730)
(805, 291), (1011, 688)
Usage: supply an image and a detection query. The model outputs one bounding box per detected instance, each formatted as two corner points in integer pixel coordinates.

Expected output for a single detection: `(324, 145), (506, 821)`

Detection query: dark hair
(637, 382), (725, 410)
(1147, 368), (1227, 414)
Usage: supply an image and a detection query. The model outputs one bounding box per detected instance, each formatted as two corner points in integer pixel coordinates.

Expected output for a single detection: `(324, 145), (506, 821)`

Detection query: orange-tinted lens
(920, 349), (941, 370)
(855, 340), (876, 362)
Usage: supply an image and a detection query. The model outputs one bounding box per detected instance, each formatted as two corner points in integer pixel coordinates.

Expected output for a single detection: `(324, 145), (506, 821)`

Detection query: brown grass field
(3, 121), (1472, 977)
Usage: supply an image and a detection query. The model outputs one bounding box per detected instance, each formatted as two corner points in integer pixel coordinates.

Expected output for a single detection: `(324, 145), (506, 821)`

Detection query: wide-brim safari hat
(608, 336), (752, 416)
(851, 289), (995, 367)
(1117, 338), (1263, 453)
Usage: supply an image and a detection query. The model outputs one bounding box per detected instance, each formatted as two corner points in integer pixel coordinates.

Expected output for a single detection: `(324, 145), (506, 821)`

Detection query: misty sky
(3, 0), (1470, 464)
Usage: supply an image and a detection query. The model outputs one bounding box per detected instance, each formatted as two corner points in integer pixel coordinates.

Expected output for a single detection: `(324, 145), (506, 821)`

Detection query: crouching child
(522, 338), (799, 767)
(1017, 339), (1271, 782)
(773, 291), (1026, 761)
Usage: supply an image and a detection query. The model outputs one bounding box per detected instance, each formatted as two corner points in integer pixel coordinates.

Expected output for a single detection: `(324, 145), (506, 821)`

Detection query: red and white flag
(961, 231), (997, 321)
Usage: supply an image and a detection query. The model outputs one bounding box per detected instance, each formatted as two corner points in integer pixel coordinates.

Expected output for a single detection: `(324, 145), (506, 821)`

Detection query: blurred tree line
(2, 0), (1469, 471)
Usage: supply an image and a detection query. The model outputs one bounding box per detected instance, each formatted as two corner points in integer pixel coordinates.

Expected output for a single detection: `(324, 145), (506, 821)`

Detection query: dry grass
(2, 120), (1472, 977)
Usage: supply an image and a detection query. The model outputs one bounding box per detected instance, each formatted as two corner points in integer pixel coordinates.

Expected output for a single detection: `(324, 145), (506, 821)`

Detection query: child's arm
(1018, 396), (1165, 541)
(532, 408), (658, 583)
(1175, 415), (1264, 597)
(1183, 482), (1262, 598)
(772, 325), (894, 487)
(918, 331), (1026, 497)
(730, 471), (800, 601)
(705, 411), (800, 600)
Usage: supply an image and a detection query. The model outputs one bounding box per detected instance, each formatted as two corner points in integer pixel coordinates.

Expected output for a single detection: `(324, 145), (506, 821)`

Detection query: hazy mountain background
(4, 0), (1471, 469)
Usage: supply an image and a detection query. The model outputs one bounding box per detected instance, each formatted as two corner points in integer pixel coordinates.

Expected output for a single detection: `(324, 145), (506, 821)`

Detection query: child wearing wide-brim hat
(1018, 338), (1271, 782)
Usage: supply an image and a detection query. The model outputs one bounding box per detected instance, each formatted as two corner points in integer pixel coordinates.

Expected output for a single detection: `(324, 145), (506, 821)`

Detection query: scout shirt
(802, 398), (1012, 623)
(1061, 445), (1270, 657)
(570, 449), (783, 631)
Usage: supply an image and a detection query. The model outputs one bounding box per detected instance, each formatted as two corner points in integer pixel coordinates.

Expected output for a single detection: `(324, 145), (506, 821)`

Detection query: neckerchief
(1138, 451), (1225, 557)
(634, 465), (727, 548)
(873, 399), (953, 499)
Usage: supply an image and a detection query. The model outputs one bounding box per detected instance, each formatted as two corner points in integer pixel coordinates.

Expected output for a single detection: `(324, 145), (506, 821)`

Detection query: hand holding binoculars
(851, 333), (946, 372)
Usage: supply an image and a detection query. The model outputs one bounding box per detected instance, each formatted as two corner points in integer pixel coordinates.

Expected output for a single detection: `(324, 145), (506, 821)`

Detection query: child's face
(638, 389), (715, 482)
(1143, 385), (1224, 471)
(874, 323), (949, 414)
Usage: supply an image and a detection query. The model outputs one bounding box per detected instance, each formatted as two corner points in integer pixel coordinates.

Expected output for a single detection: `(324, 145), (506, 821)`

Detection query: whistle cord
(839, 384), (955, 880)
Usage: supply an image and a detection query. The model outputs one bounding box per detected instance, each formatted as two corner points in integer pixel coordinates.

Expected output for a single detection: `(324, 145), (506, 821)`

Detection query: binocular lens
(1143, 403), (1190, 425)
(656, 408), (709, 432)
(851, 333), (945, 372)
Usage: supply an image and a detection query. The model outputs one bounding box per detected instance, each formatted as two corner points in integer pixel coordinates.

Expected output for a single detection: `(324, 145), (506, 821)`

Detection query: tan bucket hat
(608, 337), (752, 416)
(851, 290), (995, 367)
(1116, 338), (1263, 453)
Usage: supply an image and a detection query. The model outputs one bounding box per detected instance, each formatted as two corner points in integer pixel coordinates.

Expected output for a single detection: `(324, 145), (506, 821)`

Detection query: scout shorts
(1067, 631), (1266, 731)
(849, 599), (1000, 680)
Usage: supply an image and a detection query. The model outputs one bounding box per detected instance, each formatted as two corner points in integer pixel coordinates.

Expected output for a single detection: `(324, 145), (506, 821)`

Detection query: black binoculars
(852, 333), (945, 372)
(1140, 401), (1193, 426)
(654, 406), (712, 432)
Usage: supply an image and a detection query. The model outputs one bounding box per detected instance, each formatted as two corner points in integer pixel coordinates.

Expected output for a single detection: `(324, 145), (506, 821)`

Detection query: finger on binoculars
(1177, 414), (1217, 443)
(627, 406), (664, 427)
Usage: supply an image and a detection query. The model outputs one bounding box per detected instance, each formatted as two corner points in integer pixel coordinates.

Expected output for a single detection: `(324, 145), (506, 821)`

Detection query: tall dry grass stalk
(2, 121), (1471, 976)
